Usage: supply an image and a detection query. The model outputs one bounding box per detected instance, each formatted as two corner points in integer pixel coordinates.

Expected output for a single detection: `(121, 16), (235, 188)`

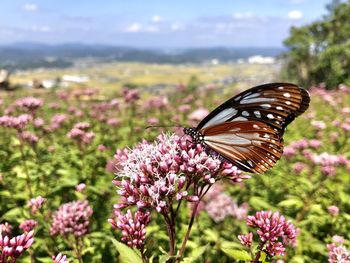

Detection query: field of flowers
(0, 83), (349, 263)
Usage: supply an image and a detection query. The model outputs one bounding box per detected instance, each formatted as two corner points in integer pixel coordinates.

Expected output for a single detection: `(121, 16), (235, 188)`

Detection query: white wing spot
(233, 117), (248, 121)
(284, 93), (291, 98)
(264, 134), (270, 138)
(261, 104), (271, 109)
(267, 114), (274, 119)
(253, 124), (260, 129)
(202, 108), (238, 128)
(254, 111), (261, 118)
(286, 101), (291, 105)
(240, 98), (276, 104)
(242, 111), (250, 117)
(244, 93), (260, 99)
(278, 86), (284, 90)
(276, 106), (283, 110)
(247, 160), (254, 167)
(234, 95), (242, 101)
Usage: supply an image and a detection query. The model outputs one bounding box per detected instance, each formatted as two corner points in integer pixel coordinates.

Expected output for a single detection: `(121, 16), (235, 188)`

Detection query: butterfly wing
(197, 82), (310, 135)
(201, 121), (283, 174)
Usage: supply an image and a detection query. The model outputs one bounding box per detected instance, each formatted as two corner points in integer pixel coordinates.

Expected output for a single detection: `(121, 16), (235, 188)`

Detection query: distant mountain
(0, 43), (285, 70)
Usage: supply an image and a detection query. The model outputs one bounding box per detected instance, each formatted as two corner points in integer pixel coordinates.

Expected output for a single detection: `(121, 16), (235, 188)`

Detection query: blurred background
(1, 0), (348, 92)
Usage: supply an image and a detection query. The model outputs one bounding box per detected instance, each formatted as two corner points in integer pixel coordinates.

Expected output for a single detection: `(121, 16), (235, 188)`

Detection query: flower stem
(19, 141), (33, 198)
(164, 214), (176, 256)
(74, 237), (83, 263)
(177, 200), (200, 261)
(252, 241), (266, 263)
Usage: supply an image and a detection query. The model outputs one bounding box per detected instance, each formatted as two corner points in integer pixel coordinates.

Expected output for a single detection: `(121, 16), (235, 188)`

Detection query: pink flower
(0, 223), (13, 236)
(34, 118), (45, 128)
(238, 232), (253, 247)
(28, 196), (46, 214)
(19, 220), (37, 233)
(112, 133), (243, 214)
(50, 200), (93, 237)
(52, 253), (70, 263)
(0, 230), (34, 261)
(0, 114), (32, 130)
(328, 205), (339, 216)
(106, 118), (120, 127)
(242, 210), (297, 257)
(97, 144), (107, 151)
(16, 97), (43, 112)
(332, 235), (345, 244)
(147, 117), (159, 125)
(123, 88), (140, 103)
(327, 243), (350, 263)
(75, 183), (86, 192)
(311, 120), (326, 130)
(109, 209), (150, 249)
(189, 108), (209, 122)
(205, 193), (237, 222)
(293, 162), (307, 174)
(73, 122), (91, 130)
(20, 131), (39, 145)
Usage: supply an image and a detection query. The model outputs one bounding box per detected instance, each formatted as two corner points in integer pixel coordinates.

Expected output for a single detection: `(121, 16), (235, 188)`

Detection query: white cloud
(232, 12), (253, 19)
(23, 3), (38, 12)
(288, 10), (303, 19)
(145, 25), (159, 32)
(30, 25), (51, 32)
(290, 0), (305, 4)
(125, 23), (142, 32)
(152, 15), (162, 23)
(171, 23), (180, 31)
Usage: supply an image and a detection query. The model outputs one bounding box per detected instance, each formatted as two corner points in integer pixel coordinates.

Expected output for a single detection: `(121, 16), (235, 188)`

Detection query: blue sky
(0, 0), (331, 47)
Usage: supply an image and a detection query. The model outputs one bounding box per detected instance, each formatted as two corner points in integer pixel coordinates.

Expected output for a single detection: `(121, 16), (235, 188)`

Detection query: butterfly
(184, 82), (310, 174)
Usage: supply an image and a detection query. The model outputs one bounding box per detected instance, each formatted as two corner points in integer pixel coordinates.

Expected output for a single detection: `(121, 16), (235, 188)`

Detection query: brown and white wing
(197, 83), (310, 135)
(201, 121), (284, 174)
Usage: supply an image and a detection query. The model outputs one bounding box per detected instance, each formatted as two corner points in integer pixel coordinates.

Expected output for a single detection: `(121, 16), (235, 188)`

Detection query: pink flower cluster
(327, 241), (350, 263)
(19, 131), (39, 145)
(52, 253), (70, 263)
(203, 186), (249, 222)
(123, 87), (140, 103)
(19, 220), (37, 233)
(49, 114), (68, 131)
(28, 196), (46, 214)
(311, 152), (348, 176)
(0, 223), (12, 236)
(0, 230), (34, 262)
(67, 122), (95, 145)
(239, 211), (297, 257)
(50, 200), (93, 237)
(0, 114), (32, 130)
(283, 139), (321, 158)
(15, 97), (43, 112)
(109, 210), (151, 249)
(113, 133), (244, 214)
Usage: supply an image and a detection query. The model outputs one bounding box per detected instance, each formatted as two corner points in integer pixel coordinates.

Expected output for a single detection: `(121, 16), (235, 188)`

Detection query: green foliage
(282, 0), (350, 88)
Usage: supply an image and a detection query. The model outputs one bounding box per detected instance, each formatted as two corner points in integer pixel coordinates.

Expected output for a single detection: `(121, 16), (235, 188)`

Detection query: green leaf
(159, 255), (171, 263)
(249, 197), (273, 210)
(110, 238), (142, 263)
(220, 248), (252, 261)
(182, 244), (208, 262)
(1, 207), (24, 221)
(204, 229), (219, 242)
(278, 198), (304, 209)
(36, 257), (55, 263)
(259, 251), (267, 262)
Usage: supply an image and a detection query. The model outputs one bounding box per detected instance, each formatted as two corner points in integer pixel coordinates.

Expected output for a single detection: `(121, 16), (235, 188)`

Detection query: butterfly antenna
(145, 124), (184, 130)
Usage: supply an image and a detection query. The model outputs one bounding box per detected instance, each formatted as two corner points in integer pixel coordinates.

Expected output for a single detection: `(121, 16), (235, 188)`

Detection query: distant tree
(282, 0), (350, 89)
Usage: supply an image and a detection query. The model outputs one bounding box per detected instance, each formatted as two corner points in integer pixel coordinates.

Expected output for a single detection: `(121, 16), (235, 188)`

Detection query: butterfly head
(183, 127), (204, 144)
